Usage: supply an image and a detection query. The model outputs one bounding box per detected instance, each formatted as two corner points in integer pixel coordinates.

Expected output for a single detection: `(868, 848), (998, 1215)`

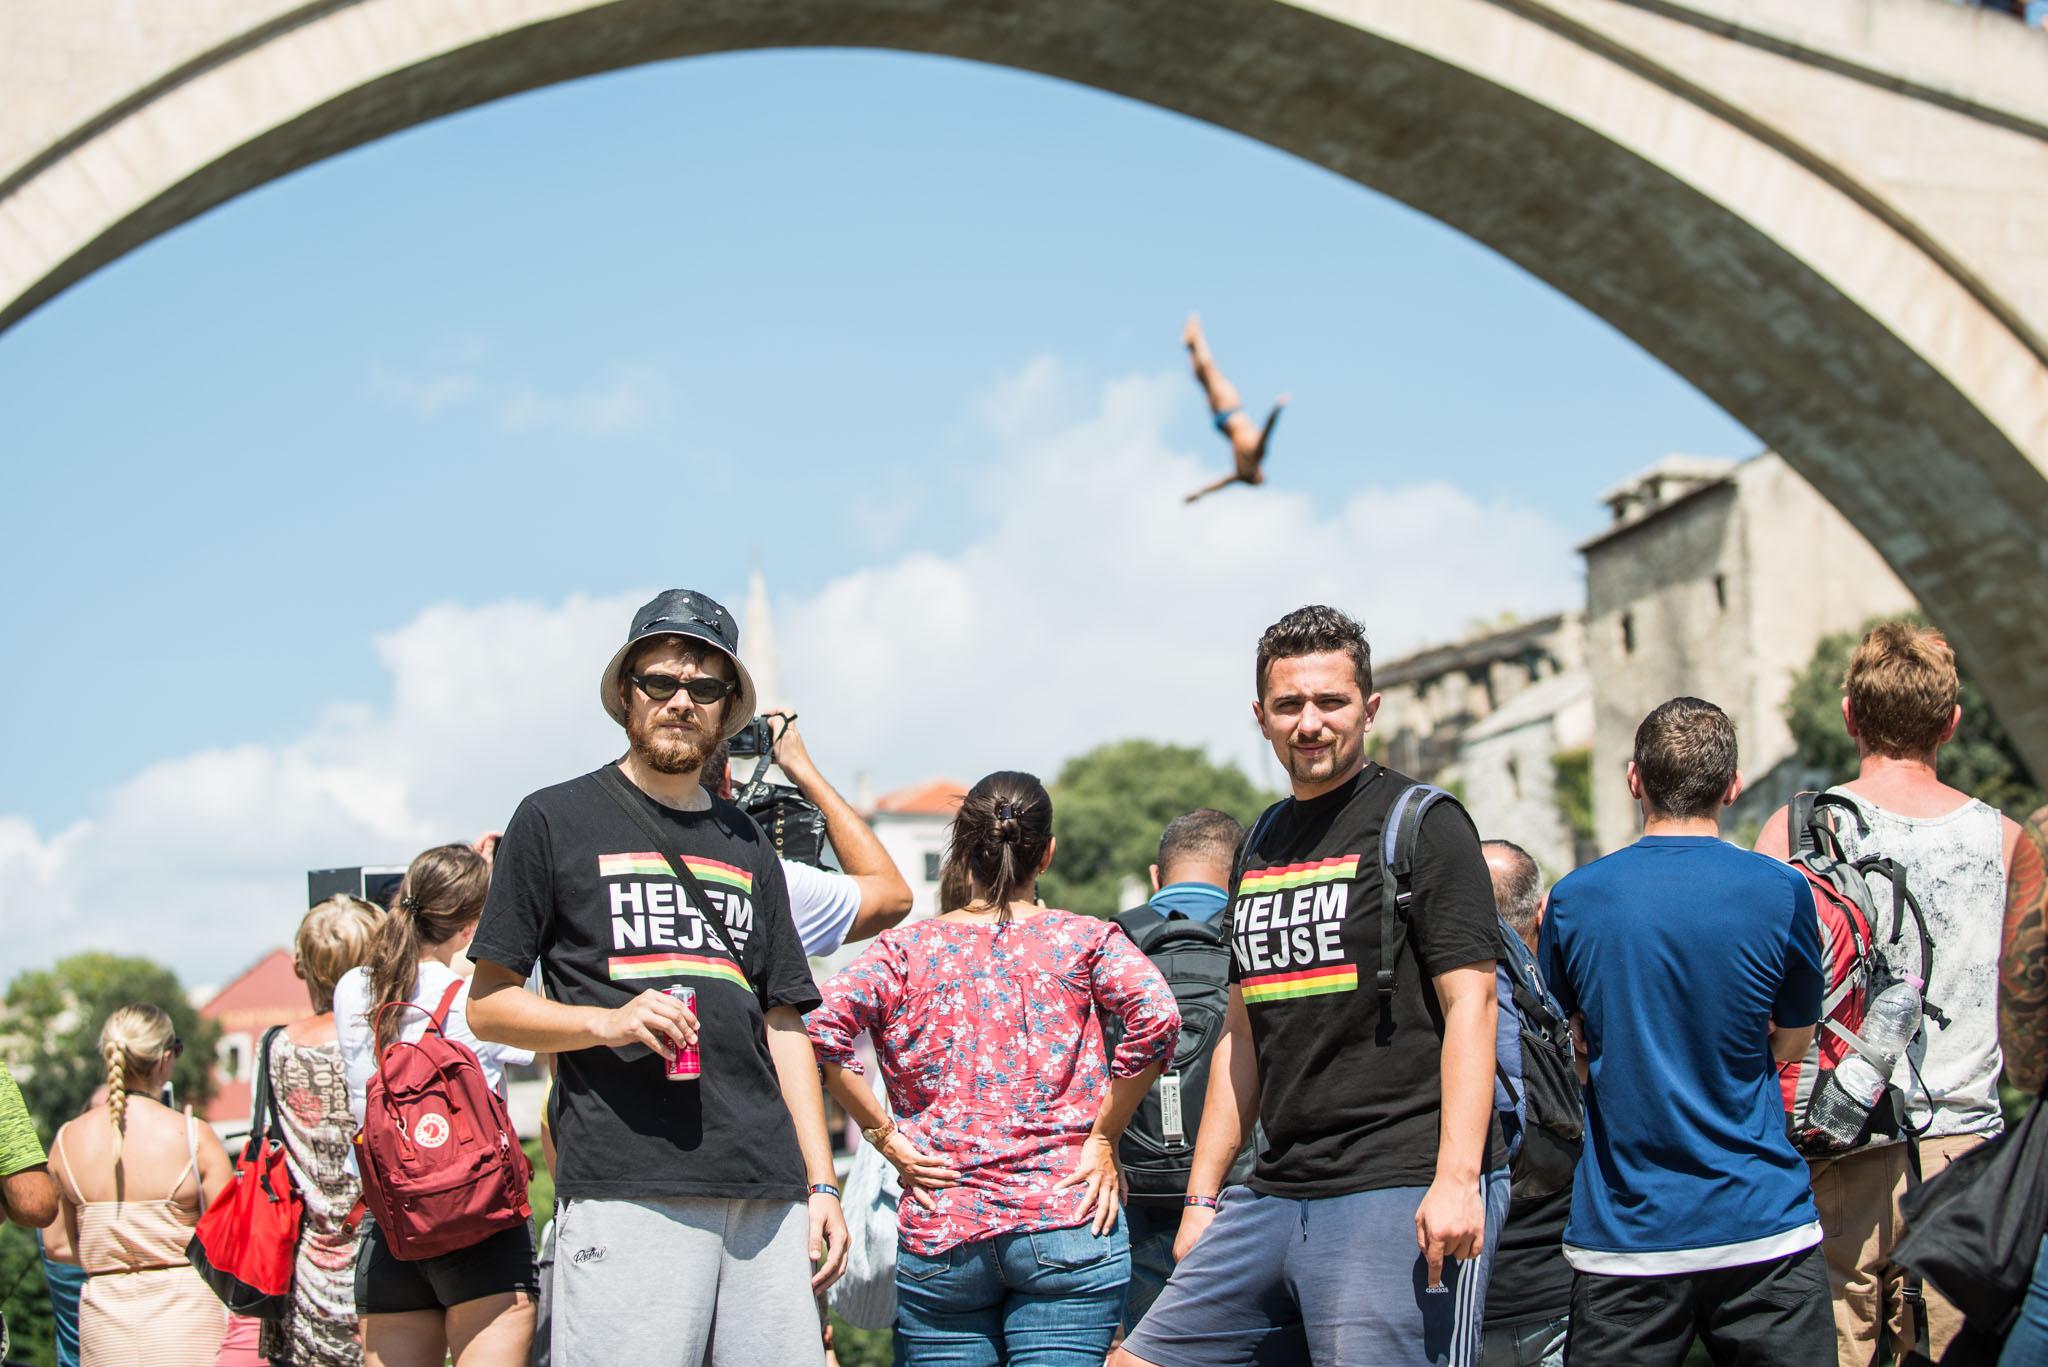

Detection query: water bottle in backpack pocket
(1804, 974), (1926, 1148)
(1776, 792), (1945, 1154)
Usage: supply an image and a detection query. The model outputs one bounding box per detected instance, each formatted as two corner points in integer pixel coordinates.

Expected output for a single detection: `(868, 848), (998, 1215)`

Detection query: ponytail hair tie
(399, 894), (422, 913)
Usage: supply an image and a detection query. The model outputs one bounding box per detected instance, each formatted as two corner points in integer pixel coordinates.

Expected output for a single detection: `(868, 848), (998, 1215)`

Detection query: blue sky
(0, 49), (1752, 980)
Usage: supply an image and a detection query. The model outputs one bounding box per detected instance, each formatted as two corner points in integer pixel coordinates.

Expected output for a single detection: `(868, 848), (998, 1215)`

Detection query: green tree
(0, 1219), (56, 1367)
(1551, 747), (1595, 854)
(4, 953), (220, 1139)
(1783, 614), (2042, 820)
(1037, 740), (1276, 919)
(828, 1314), (892, 1367)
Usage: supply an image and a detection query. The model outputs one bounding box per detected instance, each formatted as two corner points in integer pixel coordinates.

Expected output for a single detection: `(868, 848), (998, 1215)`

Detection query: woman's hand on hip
(1052, 1134), (1125, 1235)
(881, 1132), (962, 1212)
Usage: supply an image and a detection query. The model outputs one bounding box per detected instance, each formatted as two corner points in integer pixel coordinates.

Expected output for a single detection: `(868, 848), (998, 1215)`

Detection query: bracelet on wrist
(1184, 1194), (1221, 1210)
(808, 1183), (842, 1200)
(862, 1121), (897, 1150)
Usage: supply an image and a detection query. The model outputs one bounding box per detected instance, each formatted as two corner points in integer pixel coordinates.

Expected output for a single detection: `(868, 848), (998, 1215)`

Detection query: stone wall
(1584, 453), (1915, 852)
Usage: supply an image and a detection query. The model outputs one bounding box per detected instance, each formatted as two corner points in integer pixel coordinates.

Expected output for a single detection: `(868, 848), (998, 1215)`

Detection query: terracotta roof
(205, 1078), (253, 1127)
(201, 949), (309, 1025)
(870, 778), (967, 817)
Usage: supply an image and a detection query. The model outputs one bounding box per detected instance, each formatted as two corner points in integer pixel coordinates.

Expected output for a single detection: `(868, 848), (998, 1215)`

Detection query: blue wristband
(809, 1183), (841, 1200)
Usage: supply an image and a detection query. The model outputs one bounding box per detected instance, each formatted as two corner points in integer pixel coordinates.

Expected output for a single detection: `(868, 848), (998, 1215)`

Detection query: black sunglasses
(168, 1036), (184, 1059)
(630, 673), (738, 705)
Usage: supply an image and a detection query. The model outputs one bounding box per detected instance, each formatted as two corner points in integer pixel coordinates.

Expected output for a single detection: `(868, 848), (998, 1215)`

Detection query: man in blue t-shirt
(1538, 697), (1830, 1365)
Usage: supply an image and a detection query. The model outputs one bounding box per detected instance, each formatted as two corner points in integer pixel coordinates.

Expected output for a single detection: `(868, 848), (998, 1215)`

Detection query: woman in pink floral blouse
(807, 770), (1181, 1365)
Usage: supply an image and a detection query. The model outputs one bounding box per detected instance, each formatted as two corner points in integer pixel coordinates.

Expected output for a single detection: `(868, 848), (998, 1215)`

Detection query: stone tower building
(1581, 453), (1915, 854)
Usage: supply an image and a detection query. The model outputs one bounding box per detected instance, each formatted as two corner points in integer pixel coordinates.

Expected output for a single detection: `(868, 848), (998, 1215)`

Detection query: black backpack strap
(1788, 791), (1819, 858)
(1140, 917), (1227, 951)
(1232, 802), (1286, 891)
(594, 764), (759, 1001)
(1792, 790), (1873, 863)
(1378, 783), (1458, 1018)
(1851, 853), (1947, 1027)
(1115, 905), (1168, 953)
(1900, 1135), (1932, 1363)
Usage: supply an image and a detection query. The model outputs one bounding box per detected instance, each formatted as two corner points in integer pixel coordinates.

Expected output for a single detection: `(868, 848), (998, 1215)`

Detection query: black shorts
(355, 1214), (539, 1315)
(1565, 1244), (1832, 1366)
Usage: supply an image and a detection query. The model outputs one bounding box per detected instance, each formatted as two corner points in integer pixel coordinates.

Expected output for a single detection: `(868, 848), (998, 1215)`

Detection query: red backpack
(1777, 792), (1943, 1154)
(355, 979), (532, 1260)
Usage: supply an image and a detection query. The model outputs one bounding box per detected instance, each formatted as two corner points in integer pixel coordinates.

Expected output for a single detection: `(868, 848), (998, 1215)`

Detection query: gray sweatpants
(550, 1195), (823, 1367)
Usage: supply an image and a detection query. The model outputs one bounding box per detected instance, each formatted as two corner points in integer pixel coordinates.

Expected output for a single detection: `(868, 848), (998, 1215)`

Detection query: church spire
(743, 565), (781, 712)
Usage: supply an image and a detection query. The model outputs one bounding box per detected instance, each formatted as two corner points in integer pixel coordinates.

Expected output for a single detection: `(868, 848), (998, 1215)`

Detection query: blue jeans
(2001, 1235), (2048, 1367)
(38, 1231), (85, 1367)
(1123, 1205), (1178, 1332)
(895, 1221), (1130, 1366)
(1478, 1314), (1566, 1367)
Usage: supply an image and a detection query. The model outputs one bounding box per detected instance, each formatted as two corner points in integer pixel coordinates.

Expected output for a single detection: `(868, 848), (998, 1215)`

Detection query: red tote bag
(189, 1024), (303, 1318)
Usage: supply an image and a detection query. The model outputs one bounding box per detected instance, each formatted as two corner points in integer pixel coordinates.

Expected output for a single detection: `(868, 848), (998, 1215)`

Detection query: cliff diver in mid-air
(1182, 312), (1288, 504)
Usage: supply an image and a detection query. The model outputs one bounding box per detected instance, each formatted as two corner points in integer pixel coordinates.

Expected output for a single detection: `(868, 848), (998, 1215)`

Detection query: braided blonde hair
(99, 1003), (175, 1164)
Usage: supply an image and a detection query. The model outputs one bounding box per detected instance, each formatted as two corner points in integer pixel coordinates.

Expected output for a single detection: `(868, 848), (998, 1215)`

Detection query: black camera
(722, 715), (829, 867)
(727, 715), (777, 758)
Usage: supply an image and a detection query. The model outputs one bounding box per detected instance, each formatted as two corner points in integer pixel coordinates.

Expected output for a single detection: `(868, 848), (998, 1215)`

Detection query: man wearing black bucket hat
(468, 589), (846, 1367)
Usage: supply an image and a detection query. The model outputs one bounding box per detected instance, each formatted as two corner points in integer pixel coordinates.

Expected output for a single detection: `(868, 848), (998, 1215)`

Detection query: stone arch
(4, 0), (2046, 769)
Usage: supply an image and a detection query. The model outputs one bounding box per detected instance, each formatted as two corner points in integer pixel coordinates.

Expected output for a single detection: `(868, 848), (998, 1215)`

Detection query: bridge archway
(5, 0), (2047, 769)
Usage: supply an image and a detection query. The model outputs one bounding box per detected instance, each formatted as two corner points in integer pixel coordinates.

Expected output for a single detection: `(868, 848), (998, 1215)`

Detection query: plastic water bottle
(1806, 975), (1923, 1147)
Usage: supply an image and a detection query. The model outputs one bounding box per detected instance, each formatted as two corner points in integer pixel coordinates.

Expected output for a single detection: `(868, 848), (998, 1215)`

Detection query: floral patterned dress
(259, 1031), (363, 1367)
(806, 910), (1180, 1255)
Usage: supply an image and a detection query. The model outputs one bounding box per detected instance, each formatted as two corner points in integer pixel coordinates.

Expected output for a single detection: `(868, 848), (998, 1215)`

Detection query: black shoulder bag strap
(245, 1024), (286, 1162)
(593, 764), (761, 1004)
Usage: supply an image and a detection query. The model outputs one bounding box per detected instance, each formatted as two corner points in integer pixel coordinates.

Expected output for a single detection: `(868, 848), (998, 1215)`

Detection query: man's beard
(1283, 734), (1357, 786)
(627, 711), (717, 776)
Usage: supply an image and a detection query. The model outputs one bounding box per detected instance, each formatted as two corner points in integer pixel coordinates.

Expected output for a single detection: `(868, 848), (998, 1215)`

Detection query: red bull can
(664, 985), (701, 1081)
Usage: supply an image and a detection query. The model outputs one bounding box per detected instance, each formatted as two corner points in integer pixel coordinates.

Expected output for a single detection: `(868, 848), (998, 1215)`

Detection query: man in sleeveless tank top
(1757, 622), (2027, 1365)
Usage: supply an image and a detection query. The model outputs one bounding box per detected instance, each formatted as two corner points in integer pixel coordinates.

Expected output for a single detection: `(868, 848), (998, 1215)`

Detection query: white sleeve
(332, 969), (373, 1127)
(447, 981), (533, 1098)
(781, 858), (863, 957)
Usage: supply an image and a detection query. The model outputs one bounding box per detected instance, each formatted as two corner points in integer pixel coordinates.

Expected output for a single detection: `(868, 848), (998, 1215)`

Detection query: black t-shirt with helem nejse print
(470, 766), (820, 1202)
(1228, 763), (1504, 1198)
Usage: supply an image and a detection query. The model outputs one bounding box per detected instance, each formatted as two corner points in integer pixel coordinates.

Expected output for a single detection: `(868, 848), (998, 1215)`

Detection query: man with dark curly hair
(1115, 604), (1506, 1367)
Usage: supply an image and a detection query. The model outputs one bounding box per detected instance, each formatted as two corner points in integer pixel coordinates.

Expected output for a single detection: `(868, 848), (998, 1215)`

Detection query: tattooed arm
(2001, 809), (2048, 1094)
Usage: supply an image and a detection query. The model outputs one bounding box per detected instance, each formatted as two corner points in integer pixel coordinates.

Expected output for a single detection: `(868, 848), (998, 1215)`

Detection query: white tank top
(1827, 787), (2008, 1138)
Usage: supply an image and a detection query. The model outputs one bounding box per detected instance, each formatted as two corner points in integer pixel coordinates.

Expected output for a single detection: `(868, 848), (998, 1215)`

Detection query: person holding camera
(466, 589), (847, 1367)
(712, 714), (914, 957)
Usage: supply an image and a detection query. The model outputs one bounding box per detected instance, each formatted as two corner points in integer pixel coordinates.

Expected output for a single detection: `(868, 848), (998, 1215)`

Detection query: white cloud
(497, 369), (660, 435)
(0, 361), (1577, 985)
(844, 471), (927, 554)
(368, 345), (660, 436)
(367, 362), (480, 415)
(780, 357), (1580, 793)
